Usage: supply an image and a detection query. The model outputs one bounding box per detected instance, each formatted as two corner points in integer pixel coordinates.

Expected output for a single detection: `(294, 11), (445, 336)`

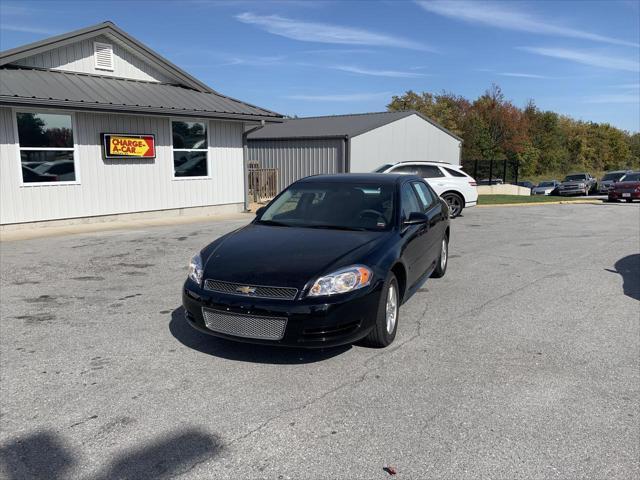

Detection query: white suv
(376, 161), (478, 217)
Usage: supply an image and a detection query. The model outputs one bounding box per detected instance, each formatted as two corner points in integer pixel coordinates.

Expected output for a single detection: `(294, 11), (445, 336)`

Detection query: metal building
(247, 111), (462, 192)
(0, 21), (282, 227)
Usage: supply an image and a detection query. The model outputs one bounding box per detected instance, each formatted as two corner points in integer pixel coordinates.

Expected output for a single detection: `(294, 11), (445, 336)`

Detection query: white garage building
(247, 111), (462, 192)
(0, 21), (282, 227)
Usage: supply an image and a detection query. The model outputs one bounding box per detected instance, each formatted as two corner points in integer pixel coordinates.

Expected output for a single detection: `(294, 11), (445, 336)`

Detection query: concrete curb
(476, 200), (604, 208)
(0, 212), (253, 242)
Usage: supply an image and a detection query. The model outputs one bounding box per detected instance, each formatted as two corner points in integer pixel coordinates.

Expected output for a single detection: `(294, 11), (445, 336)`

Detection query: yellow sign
(102, 134), (155, 159)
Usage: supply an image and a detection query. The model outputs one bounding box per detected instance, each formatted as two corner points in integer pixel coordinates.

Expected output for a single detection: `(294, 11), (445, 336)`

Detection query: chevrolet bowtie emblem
(236, 285), (256, 295)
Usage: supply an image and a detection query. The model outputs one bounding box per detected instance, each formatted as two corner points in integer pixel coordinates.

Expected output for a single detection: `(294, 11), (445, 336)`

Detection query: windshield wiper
(305, 225), (367, 232)
(257, 219), (291, 227)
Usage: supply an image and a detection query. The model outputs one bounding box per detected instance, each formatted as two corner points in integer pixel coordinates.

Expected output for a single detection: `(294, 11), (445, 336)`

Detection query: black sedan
(182, 174), (450, 348)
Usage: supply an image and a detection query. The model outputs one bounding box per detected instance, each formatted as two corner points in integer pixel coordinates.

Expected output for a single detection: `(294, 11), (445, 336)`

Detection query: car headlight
(308, 265), (372, 297)
(188, 253), (204, 285)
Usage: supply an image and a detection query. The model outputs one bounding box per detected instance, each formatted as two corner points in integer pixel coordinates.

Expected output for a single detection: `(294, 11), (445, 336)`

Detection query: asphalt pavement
(1, 202), (638, 479)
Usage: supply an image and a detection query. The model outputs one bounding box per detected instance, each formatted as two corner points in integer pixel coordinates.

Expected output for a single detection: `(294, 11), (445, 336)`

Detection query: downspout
(343, 135), (350, 173)
(242, 120), (265, 212)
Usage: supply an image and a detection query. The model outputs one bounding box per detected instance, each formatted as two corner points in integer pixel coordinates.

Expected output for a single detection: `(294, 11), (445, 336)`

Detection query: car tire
(442, 193), (463, 218)
(363, 272), (399, 348)
(431, 235), (449, 278)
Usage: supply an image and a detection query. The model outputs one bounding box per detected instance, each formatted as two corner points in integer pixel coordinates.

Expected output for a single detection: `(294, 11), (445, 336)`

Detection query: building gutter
(242, 121), (266, 212)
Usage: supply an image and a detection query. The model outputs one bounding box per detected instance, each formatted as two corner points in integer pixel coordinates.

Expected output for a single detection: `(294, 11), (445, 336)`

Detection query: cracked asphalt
(1, 202), (638, 479)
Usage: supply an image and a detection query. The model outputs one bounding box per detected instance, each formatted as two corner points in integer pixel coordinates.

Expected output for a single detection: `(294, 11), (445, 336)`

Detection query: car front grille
(203, 279), (298, 300)
(202, 308), (287, 340)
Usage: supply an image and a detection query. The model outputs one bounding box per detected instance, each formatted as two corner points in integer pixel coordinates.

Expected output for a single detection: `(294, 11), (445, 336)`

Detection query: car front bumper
(182, 280), (383, 347)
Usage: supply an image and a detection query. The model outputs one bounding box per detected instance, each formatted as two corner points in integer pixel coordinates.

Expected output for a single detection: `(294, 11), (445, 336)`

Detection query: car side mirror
(404, 211), (428, 226)
(255, 206), (266, 217)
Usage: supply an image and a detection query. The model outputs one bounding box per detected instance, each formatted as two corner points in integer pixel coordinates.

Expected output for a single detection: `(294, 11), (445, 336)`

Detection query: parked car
(516, 181), (536, 190)
(598, 170), (632, 194)
(608, 172), (640, 202)
(557, 173), (597, 196)
(183, 174), (450, 348)
(531, 180), (560, 195)
(375, 161), (477, 218)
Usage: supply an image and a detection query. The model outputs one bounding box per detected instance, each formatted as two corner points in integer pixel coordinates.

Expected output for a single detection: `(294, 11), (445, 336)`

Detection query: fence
(462, 159), (520, 185)
(248, 168), (278, 203)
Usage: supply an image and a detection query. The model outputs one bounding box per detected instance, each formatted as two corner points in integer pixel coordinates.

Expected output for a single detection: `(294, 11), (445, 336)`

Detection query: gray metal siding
(247, 139), (344, 192)
(13, 34), (172, 82)
(0, 106), (245, 224)
(349, 113), (461, 171)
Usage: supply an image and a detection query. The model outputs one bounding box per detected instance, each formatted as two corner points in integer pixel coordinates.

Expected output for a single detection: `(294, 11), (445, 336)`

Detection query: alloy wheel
(445, 195), (462, 217)
(440, 238), (448, 271)
(385, 284), (398, 334)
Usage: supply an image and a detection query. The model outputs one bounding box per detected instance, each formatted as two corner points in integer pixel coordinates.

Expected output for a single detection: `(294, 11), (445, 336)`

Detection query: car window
(400, 183), (422, 220)
(373, 164), (393, 173)
(444, 167), (467, 177)
(414, 165), (444, 178)
(391, 165), (418, 175)
(259, 181), (395, 230)
(412, 182), (435, 211)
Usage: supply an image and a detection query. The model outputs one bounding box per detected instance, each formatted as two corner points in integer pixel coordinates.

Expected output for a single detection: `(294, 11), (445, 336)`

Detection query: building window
(16, 112), (76, 183)
(172, 120), (208, 177)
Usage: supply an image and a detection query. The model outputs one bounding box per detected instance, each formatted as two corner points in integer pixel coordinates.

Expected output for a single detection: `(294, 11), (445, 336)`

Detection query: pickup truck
(557, 173), (597, 196)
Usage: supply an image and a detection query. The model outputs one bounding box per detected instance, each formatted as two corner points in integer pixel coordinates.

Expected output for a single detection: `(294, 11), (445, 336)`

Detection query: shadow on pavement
(0, 428), (220, 480)
(169, 307), (351, 364)
(607, 254), (640, 301)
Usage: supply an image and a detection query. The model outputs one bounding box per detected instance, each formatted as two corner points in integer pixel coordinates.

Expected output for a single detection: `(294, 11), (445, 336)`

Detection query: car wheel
(363, 272), (399, 348)
(443, 193), (463, 218)
(431, 235), (449, 278)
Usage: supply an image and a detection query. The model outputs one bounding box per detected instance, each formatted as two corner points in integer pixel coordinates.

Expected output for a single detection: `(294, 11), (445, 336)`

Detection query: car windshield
(258, 182), (395, 231)
(621, 173), (640, 182)
(372, 164), (393, 173)
(538, 181), (555, 187)
(602, 172), (626, 181)
(564, 174), (587, 181)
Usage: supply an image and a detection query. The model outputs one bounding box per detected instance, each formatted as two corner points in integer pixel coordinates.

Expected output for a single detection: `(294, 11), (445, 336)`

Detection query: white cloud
(331, 65), (428, 78)
(520, 47), (640, 72)
(0, 24), (58, 35)
(236, 12), (434, 51)
(286, 92), (392, 102)
(584, 93), (640, 103)
(220, 55), (286, 67)
(498, 72), (550, 79)
(416, 0), (639, 48)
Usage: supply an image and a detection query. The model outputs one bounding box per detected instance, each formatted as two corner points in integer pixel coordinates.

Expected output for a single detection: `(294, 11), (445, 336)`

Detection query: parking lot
(1, 202), (638, 479)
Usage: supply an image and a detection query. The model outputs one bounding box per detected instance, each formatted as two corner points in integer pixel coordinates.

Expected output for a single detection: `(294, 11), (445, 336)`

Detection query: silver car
(531, 180), (560, 195)
(598, 170), (631, 194)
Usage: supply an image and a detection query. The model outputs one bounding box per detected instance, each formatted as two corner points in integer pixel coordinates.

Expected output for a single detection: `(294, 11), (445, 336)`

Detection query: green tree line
(388, 85), (640, 177)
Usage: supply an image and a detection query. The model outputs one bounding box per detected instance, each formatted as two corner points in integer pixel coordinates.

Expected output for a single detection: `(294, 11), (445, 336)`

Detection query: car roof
(298, 173), (418, 185)
(392, 160), (460, 167)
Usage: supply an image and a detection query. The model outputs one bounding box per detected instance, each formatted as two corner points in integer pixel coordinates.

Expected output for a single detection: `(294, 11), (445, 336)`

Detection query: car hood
(202, 224), (387, 288)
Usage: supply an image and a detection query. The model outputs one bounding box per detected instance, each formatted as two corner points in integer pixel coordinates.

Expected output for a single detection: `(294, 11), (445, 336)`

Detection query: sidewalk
(0, 211), (253, 242)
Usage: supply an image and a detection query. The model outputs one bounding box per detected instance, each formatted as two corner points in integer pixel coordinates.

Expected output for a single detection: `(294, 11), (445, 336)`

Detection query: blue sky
(1, 0), (639, 131)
